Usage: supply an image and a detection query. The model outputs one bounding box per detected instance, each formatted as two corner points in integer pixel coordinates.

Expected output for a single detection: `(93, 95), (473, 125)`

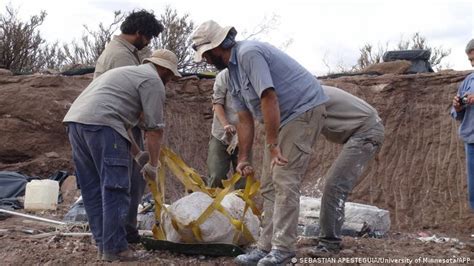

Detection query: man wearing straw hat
(63, 49), (181, 262)
(93, 9), (164, 245)
(191, 20), (328, 265)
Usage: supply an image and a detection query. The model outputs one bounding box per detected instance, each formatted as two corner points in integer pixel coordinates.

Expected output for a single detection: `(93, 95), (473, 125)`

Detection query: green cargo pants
(206, 135), (245, 189)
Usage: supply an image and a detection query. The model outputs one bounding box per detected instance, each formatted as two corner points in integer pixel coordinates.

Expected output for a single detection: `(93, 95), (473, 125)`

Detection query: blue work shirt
(451, 72), (474, 143)
(227, 41), (328, 127)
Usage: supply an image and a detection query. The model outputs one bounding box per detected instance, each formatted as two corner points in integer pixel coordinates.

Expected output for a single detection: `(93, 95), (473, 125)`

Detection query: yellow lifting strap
(147, 153), (167, 240)
(161, 148), (209, 195)
(147, 161), (195, 242)
(191, 172), (256, 243)
(144, 147), (261, 244)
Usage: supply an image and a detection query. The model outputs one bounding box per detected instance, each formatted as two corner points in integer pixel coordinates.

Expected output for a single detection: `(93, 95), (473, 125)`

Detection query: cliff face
(0, 70), (473, 232)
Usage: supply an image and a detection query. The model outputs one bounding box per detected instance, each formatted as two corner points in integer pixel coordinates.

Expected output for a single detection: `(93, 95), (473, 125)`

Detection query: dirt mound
(1, 70), (473, 233)
(361, 60), (412, 75)
(0, 74), (91, 175)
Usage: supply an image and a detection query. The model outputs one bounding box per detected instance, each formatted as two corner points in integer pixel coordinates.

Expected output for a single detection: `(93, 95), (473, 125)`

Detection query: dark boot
(235, 248), (269, 265)
(306, 244), (341, 257)
(102, 249), (137, 262)
(257, 249), (296, 266)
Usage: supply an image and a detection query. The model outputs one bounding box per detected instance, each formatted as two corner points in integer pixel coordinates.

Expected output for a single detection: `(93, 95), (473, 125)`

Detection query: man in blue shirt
(451, 38), (474, 211)
(192, 20), (328, 265)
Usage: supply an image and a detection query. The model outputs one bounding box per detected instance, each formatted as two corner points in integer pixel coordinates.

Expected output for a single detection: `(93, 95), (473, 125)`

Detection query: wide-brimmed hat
(143, 49), (181, 77)
(191, 20), (235, 62)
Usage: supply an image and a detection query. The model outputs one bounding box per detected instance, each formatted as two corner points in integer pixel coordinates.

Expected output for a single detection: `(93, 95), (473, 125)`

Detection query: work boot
(257, 249), (295, 266)
(306, 244), (341, 257)
(102, 249), (137, 262)
(126, 233), (141, 244)
(235, 248), (268, 265)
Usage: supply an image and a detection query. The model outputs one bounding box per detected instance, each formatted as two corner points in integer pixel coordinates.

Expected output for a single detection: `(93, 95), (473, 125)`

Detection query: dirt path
(1, 213), (472, 265)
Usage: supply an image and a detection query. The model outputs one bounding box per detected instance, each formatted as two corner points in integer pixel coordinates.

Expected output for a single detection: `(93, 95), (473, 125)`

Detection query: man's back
(322, 85), (380, 143)
(64, 64), (165, 141)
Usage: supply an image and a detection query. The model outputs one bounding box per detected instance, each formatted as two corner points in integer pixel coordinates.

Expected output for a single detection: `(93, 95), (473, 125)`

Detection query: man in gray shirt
(207, 69), (245, 189)
(64, 50), (181, 262)
(93, 9), (164, 245)
(94, 10), (164, 78)
(192, 20), (328, 265)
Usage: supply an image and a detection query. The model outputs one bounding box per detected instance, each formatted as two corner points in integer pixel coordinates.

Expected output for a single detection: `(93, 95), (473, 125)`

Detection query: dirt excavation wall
(316, 71), (474, 233)
(0, 70), (473, 233)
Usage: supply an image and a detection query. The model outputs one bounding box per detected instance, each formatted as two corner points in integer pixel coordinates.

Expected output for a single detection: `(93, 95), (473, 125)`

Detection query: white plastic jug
(24, 180), (59, 210)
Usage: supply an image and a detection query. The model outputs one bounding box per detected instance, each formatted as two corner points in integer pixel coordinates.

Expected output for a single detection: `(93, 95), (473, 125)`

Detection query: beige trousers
(257, 105), (326, 252)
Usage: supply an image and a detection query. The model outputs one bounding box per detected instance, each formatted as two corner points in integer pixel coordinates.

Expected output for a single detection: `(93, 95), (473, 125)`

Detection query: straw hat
(191, 20), (235, 62)
(143, 49), (181, 77)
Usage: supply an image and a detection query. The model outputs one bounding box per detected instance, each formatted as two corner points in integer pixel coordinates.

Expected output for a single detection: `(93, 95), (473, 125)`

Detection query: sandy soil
(1, 211), (473, 265)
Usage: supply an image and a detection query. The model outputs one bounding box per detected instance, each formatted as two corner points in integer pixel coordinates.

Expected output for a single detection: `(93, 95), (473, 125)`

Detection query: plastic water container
(24, 180), (59, 210)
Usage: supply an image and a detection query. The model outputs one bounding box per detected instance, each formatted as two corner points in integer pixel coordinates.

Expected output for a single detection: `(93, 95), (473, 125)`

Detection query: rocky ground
(1, 211), (473, 265)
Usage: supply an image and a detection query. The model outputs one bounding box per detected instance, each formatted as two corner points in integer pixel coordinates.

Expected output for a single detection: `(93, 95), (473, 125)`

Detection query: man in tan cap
(191, 20), (328, 265)
(92, 10), (164, 245)
(63, 49), (180, 262)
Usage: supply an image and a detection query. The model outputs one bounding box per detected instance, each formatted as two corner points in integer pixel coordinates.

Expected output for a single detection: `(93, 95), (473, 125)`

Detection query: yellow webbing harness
(144, 147), (261, 245)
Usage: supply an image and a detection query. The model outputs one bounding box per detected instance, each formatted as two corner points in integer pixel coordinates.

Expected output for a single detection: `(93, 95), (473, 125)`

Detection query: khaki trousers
(257, 105), (326, 252)
(319, 123), (384, 248)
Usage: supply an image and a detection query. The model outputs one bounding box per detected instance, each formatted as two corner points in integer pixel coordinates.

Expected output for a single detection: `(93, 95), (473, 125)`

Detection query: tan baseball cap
(191, 20), (235, 62)
(143, 49), (181, 77)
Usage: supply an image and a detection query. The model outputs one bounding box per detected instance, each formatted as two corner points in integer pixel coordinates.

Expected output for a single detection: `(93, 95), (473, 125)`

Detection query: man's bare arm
(145, 129), (163, 167)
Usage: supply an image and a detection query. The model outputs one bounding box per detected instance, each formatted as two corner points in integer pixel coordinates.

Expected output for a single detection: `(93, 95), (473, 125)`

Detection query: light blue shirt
(227, 41), (328, 126)
(451, 72), (474, 143)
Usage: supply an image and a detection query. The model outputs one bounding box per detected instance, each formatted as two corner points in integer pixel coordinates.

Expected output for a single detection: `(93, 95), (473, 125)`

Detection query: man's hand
(134, 151), (149, 168)
(141, 162), (161, 182)
(453, 95), (463, 112)
(236, 161), (254, 176)
(269, 145), (288, 169)
(223, 124), (236, 135)
(466, 94), (474, 105)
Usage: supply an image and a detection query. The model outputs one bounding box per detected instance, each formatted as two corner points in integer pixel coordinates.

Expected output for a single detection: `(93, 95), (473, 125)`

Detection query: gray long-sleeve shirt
(322, 86), (382, 144)
(63, 63), (165, 142)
